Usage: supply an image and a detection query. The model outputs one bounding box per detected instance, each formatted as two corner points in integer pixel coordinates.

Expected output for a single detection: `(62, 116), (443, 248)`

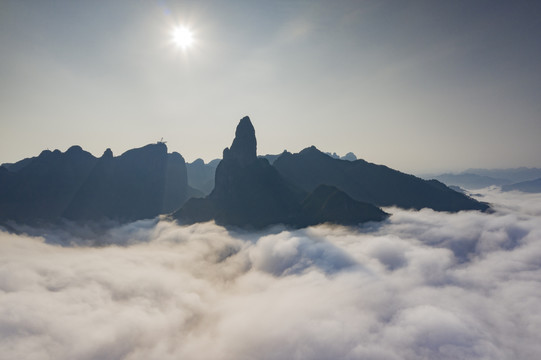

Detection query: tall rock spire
(223, 116), (257, 167)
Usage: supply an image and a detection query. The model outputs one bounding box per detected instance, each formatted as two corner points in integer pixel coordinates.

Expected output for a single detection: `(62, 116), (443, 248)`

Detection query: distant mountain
(325, 151), (358, 161)
(341, 152), (358, 161)
(465, 167), (541, 183)
(175, 117), (387, 228)
(186, 158), (220, 195)
(430, 173), (509, 189)
(273, 146), (488, 212)
(259, 153), (282, 165)
(0, 143), (194, 225)
(423, 167), (541, 189)
(502, 178), (541, 193)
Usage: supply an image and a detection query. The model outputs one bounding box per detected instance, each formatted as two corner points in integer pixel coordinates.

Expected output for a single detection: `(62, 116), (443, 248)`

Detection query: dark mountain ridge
(273, 146), (488, 212)
(63, 143), (191, 222)
(0, 143), (194, 225)
(502, 177), (541, 193)
(0, 146), (98, 223)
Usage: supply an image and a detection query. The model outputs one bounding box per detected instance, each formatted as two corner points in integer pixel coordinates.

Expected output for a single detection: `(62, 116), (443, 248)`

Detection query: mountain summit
(224, 116), (257, 166)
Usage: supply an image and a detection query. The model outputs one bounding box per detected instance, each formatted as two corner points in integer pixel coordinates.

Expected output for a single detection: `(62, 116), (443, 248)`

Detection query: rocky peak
(66, 145), (83, 154)
(301, 146), (321, 154)
(191, 158), (205, 166)
(102, 148), (113, 158)
(168, 151), (186, 164)
(223, 116), (257, 167)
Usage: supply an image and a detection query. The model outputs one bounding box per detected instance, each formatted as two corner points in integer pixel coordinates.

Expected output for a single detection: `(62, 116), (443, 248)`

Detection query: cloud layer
(1, 188), (541, 360)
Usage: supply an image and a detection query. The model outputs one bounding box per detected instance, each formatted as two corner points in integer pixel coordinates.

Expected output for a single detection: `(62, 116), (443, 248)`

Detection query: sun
(172, 26), (194, 49)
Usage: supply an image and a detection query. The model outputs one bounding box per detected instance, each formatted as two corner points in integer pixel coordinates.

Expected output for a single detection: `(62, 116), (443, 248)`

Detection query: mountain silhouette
(1, 116), (491, 228)
(464, 167), (541, 183)
(186, 158), (220, 195)
(296, 184), (387, 227)
(502, 177), (541, 193)
(425, 167), (541, 189)
(175, 117), (387, 228)
(325, 151), (358, 161)
(273, 146), (488, 212)
(258, 153), (282, 165)
(0, 146), (98, 224)
(64, 143), (193, 222)
(428, 173), (509, 189)
(0, 143), (194, 225)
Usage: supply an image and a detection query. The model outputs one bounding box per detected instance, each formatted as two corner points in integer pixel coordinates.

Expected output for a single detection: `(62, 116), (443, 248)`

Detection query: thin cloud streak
(1, 189), (541, 359)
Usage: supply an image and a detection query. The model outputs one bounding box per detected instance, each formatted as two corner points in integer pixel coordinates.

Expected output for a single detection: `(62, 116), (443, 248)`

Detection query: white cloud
(1, 189), (541, 359)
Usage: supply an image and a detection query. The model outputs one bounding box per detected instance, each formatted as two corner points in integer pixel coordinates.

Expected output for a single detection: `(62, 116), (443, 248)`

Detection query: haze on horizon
(1, 0), (540, 173)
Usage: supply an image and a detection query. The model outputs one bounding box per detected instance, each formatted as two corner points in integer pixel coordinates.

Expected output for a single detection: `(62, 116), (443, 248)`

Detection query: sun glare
(172, 26), (194, 49)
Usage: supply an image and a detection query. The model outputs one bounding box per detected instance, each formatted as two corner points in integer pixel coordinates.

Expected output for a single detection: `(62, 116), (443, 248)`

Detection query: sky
(2, 188), (541, 359)
(1, 0), (540, 173)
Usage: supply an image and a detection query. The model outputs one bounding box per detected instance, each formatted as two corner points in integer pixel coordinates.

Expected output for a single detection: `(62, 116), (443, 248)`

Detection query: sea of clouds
(1, 188), (541, 360)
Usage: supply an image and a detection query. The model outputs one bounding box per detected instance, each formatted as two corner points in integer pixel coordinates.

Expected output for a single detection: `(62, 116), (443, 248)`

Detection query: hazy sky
(1, 0), (540, 173)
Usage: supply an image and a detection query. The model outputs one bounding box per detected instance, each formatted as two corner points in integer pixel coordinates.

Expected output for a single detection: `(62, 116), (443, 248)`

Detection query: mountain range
(0, 143), (198, 225)
(186, 158), (220, 196)
(502, 178), (541, 193)
(1, 116), (489, 228)
(424, 168), (541, 190)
